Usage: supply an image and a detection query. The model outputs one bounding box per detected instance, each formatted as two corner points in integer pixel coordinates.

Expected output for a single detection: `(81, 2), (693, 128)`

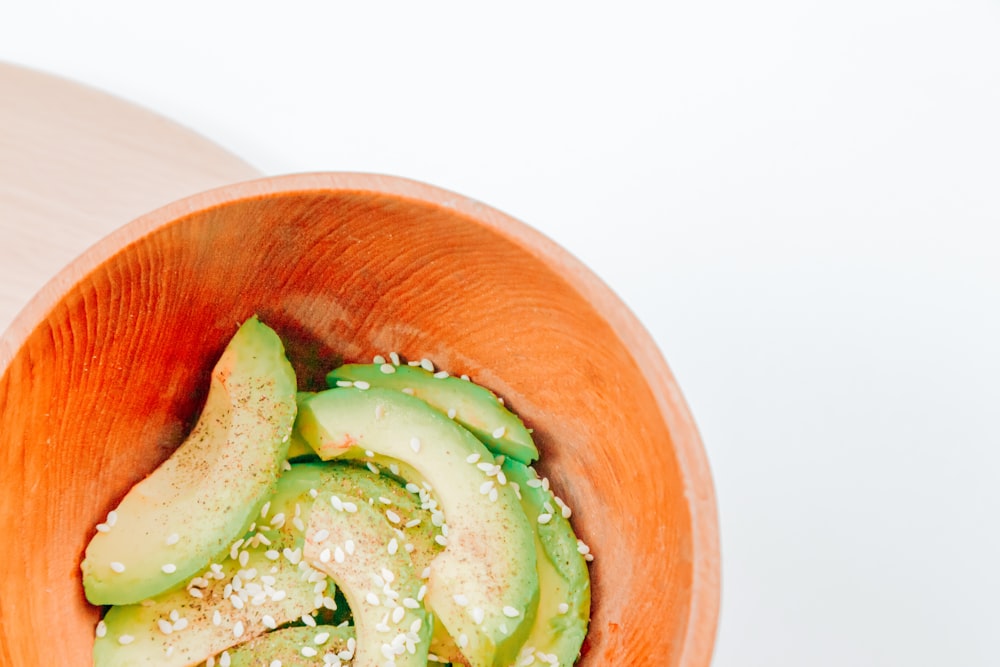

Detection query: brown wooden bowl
(0, 173), (718, 666)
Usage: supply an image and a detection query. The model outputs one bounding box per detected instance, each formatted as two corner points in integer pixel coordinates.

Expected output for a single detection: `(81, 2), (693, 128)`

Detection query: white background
(3, 2), (1000, 665)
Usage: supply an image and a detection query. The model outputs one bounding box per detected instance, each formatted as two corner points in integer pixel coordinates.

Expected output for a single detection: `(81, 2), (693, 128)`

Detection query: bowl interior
(0, 174), (717, 665)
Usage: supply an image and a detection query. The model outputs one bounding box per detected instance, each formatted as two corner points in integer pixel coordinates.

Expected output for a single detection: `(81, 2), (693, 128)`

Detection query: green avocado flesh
(93, 463), (338, 667)
(295, 387), (540, 667)
(86, 325), (593, 666)
(83, 316), (297, 605)
(326, 363), (538, 465)
(304, 480), (432, 666)
(225, 625), (355, 666)
(502, 460), (591, 666)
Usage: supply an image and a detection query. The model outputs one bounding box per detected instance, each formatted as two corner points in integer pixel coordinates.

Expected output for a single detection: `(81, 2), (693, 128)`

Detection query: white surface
(3, 2), (1000, 665)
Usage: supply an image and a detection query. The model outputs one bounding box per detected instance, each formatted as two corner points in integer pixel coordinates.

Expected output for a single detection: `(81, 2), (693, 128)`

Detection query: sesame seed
(471, 606), (485, 624)
(389, 463), (400, 475)
(314, 631), (331, 644)
(380, 363), (396, 374)
(157, 619), (173, 635)
(319, 548), (331, 563)
(417, 584), (428, 601)
(577, 540), (590, 555)
(239, 551), (250, 567)
(95, 621), (107, 638)
(212, 610), (222, 626)
(345, 539), (356, 555)
(492, 426), (507, 439)
(334, 546), (346, 563)
(453, 594), (469, 606)
(466, 453), (481, 464)
(109, 562), (125, 573)
(262, 615), (277, 629)
(366, 592), (380, 605)
(95, 523), (110, 533)
(558, 602), (570, 614)
(189, 588), (204, 599)
(488, 487), (498, 502)
(389, 352), (401, 365)
(433, 370), (449, 379)
(403, 597), (419, 609)
(447, 407), (457, 419)
(480, 480), (495, 495)
(420, 359), (434, 372)
(537, 513), (553, 524)
(366, 461), (380, 474)
(434, 534), (448, 547)
(220, 651), (231, 667)
(386, 510), (401, 524)
(457, 634), (468, 648)
(265, 549), (280, 560)
(410, 437), (421, 453)
(165, 533), (180, 545)
(302, 613), (317, 627)
(161, 563), (177, 574)
(503, 606), (520, 618)
(118, 634), (134, 645)
(354, 380), (371, 390)
(282, 460), (292, 471)
(302, 647), (318, 657)
(106, 511), (118, 527)
(230, 594), (245, 610)
(401, 387), (415, 395)
(336, 380), (353, 388)
(526, 478), (543, 488)
(269, 661), (281, 667)
(233, 621), (245, 638)
(392, 606), (406, 624)
(388, 538), (399, 555)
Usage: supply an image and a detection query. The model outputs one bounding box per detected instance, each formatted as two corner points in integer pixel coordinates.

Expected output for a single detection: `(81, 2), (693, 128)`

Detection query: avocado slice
(303, 470), (432, 666)
(502, 460), (590, 666)
(326, 363), (538, 464)
(223, 625), (355, 666)
(295, 387), (540, 667)
(83, 316), (298, 605)
(93, 463), (337, 667)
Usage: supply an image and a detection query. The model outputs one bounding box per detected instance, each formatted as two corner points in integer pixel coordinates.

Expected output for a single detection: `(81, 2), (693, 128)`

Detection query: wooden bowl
(0, 173), (719, 665)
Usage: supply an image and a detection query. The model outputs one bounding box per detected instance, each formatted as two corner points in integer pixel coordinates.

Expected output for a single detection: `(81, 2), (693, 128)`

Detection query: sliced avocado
(304, 468), (432, 666)
(223, 625), (355, 666)
(287, 393), (319, 460)
(502, 460), (590, 666)
(83, 316), (297, 605)
(295, 387), (539, 667)
(326, 363), (538, 464)
(93, 463), (336, 667)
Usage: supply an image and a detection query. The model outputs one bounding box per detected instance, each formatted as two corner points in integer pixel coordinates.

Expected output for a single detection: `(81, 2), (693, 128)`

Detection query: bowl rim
(0, 171), (720, 665)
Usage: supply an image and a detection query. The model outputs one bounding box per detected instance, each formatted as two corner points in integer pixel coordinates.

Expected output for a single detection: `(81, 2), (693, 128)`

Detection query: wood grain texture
(0, 173), (719, 666)
(0, 61), (261, 334)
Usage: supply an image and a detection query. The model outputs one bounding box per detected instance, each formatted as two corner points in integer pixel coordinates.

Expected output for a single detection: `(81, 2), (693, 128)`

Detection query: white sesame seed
(314, 631), (331, 644)
(282, 460), (292, 471)
(165, 533), (180, 546)
(334, 546), (346, 563)
(239, 550), (250, 567)
(233, 621), (245, 638)
(262, 615), (277, 629)
(388, 538), (399, 555)
(389, 463), (400, 475)
(161, 563), (177, 574)
(366, 461), (380, 474)
(157, 619), (173, 635)
(265, 549), (280, 560)
(447, 407), (457, 419)
(354, 380), (371, 390)
(302, 647), (318, 658)
(410, 437), (421, 453)
(480, 480), (495, 495)
(417, 584), (428, 601)
(95, 621), (107, 638)
(220, 651), (231, 667)
(230, 594), (244, 610)
(403, 597), (420, 609)
(492, 426), (507, 439)
(558, 602), (570, 614)
(434, 534), (448, 547)
(433, 370), (449, 379)
(453, 593), (469, 606)
(526, 478), (543, 488)
(188, 588), (204, 599)
(336, 380), (353, 388)
(471, 606), (485, 624)
(537, 513), (553, 524)
(106, 511), (118, 527)
(386, 510), (401, 524)
(380, 363), (396, 374)
(457, 634), (468, 648)
(489, 487), (498, 502)
(109, 562), (125, 573)
(212, 610), (222, 626)
(389, 352), (401, 365)
(577, 540), (590, 555)
(392, 606), (406, 624)
(373, 355), (386, 364)
(585, 553), (595, 562)
(269, 661), (281, 667)
(345, 539), (356, 555)
(466, 453), (481, 464)
(319, 548), (331, 563)
(173, 617), (189, 631)
(118, 634), (134, 645)
(420, 359), (434, 372)
(302, 613), (317, 627)
(95, 523), (110, 533)
(366, 592), (380, 605)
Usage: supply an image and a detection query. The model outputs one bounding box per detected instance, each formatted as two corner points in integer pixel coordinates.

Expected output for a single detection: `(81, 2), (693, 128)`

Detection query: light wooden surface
(0, 62), (261, 333)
